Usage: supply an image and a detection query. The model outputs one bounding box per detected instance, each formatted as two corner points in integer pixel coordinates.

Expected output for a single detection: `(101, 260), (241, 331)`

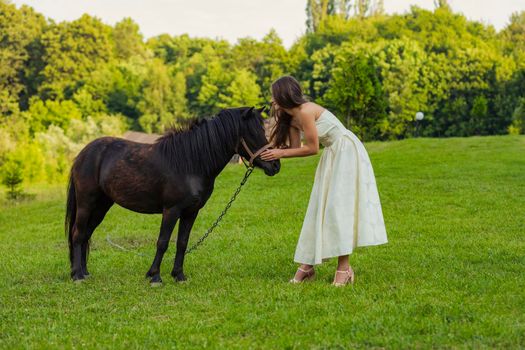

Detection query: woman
(260, 76), (388, 287)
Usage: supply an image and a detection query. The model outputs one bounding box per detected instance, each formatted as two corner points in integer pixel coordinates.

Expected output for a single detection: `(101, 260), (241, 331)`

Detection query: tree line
(1, 0), (524, 184)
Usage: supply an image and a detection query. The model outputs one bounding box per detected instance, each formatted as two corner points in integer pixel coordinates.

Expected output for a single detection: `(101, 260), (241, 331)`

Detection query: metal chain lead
(185, 165), (254, 254)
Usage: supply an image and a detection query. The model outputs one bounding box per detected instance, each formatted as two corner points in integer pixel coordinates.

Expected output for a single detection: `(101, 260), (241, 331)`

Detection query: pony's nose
(272, 161), (281, 173)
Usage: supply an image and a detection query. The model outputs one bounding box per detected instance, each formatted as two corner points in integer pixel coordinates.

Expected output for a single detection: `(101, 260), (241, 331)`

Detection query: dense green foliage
(1, 0), (525, 184)
(1, 135), (524, 347)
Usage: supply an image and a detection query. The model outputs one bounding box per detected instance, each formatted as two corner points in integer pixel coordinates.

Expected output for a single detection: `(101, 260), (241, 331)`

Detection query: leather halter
(237, 137), (272, 167)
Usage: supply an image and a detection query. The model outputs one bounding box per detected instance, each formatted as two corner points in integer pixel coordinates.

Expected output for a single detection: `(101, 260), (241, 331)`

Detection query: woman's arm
(288, 126), (301, 148)
(261, 112), (319, 160)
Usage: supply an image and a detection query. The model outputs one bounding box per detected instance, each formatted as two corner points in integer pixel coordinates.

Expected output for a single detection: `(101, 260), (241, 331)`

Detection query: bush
(1, 160), (24, 200)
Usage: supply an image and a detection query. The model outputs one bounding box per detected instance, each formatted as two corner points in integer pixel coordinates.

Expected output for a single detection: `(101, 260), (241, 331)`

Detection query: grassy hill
(0, 135), (524, 348)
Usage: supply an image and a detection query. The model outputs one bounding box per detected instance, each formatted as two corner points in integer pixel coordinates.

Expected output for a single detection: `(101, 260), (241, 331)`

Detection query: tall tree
(137, 59), (180, 132)
(310, 44), (338, 100)
(355, 0), (371, 18)
(217, 69), (262, 109)
(172, 71), (189, 120)
(501, 11), (525, 67)
(434, 0), (451, 10)
(255, 30), (291, 101)
(338, 0), (353, 19)
(372, 0), (385, 15)
(0, 1), (46, 108)
(376, 39), (430, 138)
(196, 60), (232, 115)
(307, 0), (353, 32)
(38, 14), (114, 100)
(323, 50), (387, 140)
(113, 18), (145, 60)
(307, 0), (332, 33)
(103, 60), (145, 119)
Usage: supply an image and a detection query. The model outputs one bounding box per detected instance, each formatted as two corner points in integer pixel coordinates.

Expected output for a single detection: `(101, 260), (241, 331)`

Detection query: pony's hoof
(150, 281), (163, 287)
(73, 277), (85, 284)
(173, 274), (186, 283)
(72, 272), (86, 282)
(150, 275), (162, 285)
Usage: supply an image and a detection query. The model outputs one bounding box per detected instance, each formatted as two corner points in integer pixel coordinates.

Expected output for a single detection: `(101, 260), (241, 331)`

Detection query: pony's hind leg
(146, 207), (180, 284)
(71, 206), (92, 281)
(81, 196), (114, 277)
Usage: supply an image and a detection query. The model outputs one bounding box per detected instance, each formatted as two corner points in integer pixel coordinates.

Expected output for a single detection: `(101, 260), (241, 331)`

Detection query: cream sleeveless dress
(294, 109), (388, 265)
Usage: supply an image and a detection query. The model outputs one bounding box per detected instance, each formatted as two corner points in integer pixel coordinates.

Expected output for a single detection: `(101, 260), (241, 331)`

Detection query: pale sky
(11, 0), (525, 48)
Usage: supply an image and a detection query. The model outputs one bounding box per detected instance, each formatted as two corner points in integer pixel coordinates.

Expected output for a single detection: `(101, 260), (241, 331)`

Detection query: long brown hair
(269, 76), (308, 148)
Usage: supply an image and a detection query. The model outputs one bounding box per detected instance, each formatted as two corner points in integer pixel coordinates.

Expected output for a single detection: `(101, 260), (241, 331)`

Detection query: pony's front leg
(171, 210), (199, 282)
(146, 207), (180, 285)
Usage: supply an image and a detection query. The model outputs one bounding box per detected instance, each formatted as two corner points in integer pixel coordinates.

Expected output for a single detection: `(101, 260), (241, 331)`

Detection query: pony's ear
(257, 106), (266, 114)
(242, 107), (255, 119)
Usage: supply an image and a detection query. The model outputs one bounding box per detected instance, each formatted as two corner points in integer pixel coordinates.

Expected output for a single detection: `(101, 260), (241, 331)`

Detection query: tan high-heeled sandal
(289, 267), (315, 284)
(332, 268), (355, 287)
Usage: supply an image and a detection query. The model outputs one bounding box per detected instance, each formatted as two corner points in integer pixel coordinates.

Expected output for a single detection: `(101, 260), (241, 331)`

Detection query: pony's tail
(65, 172), (76, 267)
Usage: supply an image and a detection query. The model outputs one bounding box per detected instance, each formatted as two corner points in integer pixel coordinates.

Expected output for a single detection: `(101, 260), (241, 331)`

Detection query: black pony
(65, 107), (280, 283)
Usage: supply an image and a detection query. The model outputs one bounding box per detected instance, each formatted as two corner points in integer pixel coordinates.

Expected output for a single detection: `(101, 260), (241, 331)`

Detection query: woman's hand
(261, 148), (285, 161)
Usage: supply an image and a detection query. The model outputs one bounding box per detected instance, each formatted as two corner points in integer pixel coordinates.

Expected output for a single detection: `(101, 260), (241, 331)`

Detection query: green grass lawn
(1, 135), (524, 349)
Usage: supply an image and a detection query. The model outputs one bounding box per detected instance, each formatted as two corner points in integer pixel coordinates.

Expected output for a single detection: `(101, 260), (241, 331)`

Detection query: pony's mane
(159, 117), (206, 138)
(154, 108), (244, 175)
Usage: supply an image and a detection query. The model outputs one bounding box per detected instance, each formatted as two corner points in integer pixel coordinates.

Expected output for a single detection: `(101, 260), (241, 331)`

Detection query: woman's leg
(292, 263), (314, 281)
(337, 255), (350, 270)
(334, 255), (352, 284)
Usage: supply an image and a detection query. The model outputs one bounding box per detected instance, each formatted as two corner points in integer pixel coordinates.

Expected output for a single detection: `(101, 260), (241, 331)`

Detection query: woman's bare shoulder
(300, 102), (325, 119)
(290, 102), (324, 130)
